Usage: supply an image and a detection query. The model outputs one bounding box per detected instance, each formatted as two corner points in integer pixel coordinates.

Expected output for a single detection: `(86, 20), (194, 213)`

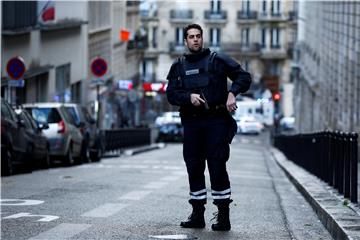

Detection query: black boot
(211, 200), (232, 231)
(180, 201), (205, 228)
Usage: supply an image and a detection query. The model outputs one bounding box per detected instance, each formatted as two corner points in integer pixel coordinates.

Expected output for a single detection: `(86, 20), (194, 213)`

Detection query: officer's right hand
(190, 93), (205, 107)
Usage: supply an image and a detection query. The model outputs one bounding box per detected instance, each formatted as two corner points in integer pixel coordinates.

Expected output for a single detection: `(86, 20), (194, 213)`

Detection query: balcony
(170, 10), (193, 23)
(169, 42), (186, 55)
(204, 10), (227, 24)
(260, 45), (287, 59)
(288, 11), (298, 22)
(237, 11), (257, 23)
(127, 38), (148, 51)
(140, 10), (158, 21)
(221, 42), (261, 56)
(258, 12), (286, 22)
(2, 1), (37, 35)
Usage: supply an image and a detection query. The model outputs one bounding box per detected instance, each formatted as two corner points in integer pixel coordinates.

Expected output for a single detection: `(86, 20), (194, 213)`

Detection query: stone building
(293, 1), (360, 134)
(140, 0), (298, 117)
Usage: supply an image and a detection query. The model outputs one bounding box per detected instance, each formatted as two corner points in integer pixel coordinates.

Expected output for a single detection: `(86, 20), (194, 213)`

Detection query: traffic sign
(91, 57), (107, 77)
(6, 57), (26, 80)
(8, 79), (25, 87)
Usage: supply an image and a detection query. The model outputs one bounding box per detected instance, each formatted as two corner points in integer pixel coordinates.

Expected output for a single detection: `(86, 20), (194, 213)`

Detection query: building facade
(140, 0), (298, 117)
(1, 1), (88, 105)
(293, 1), (360, 134)
(1, 1), (145, 129)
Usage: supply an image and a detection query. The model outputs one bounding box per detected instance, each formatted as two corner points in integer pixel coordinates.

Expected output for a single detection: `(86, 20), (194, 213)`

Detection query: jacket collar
(184, 48), (211, 62)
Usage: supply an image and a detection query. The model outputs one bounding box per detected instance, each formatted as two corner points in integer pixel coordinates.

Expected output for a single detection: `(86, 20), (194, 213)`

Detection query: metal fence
(102, 128), (151, 152)
(274, 131), (359, 203)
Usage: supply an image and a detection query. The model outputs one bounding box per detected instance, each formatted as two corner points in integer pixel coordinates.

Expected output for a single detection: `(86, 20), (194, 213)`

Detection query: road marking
(81, 203), (128, 217)
(143, 181), (169, 189)
(0, 199), (44, 206)
(118, 190), (152, 200)
(160, 176), (181, 181)
(149, 234), (198, 239)
(3, 212), (59, 222)
(28, 223), (91, 240)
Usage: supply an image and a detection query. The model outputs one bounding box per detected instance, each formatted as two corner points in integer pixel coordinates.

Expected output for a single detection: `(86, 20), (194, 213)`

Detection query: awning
(24, 64), (54, 79)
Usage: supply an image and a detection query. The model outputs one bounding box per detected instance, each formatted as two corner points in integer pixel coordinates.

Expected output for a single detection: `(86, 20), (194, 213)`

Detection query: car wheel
(24, 144), (34, 173)
(90, 149), (101, 162)
(63, 144), (74, 166)
(81, 142), (91, 163)
(1, 147), (13, 176)
(41, 148), (50, 169)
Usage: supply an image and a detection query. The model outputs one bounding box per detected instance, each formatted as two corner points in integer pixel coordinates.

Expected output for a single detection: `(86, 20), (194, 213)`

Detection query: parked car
(280, 116), (295, 131)
(236, 116), (264, 135)
(14, 109), (50, 169)
(157, 123), (184, 142)
(155, 111), (181, 126)
(23, 103), (83, 166)
(1, 99), (32, 175)
(63, 103), (102, 162)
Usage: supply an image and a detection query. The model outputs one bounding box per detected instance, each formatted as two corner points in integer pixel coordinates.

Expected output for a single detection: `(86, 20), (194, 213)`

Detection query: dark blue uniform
(166, 48), (251, 205)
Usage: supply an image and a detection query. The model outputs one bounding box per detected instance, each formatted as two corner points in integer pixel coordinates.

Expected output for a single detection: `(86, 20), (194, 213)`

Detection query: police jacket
(166, 48), (252, 117)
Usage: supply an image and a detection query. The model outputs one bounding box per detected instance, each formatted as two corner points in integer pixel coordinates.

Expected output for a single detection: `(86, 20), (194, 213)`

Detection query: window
(176, 27), (184, 45)
(243, 61), (249, 71)
(211, 0), (221, 12)
(89, 1), (111, 31)
(55, 63), (71, 103)
(210, 28), (221, 46)
(270, 27), (280, 48)
(152, 26), (158, 48)
(141, 59), (154, 82)
(261, 28), (267, 48)
(271, 0), (281, 15)
(242, 0), (251, 12)
(262, 0), (267, 15)
(241, 28), (250, 46)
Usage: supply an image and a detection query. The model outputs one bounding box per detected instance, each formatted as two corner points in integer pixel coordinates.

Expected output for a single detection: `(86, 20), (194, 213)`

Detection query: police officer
(166, 23), (251, 231)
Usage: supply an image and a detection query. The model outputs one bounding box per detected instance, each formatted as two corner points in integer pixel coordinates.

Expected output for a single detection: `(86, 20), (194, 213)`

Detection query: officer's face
(184, 28), (203, 53)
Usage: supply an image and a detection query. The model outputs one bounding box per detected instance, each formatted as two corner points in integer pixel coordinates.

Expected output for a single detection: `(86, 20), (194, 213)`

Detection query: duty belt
(181, 104), (228, 118)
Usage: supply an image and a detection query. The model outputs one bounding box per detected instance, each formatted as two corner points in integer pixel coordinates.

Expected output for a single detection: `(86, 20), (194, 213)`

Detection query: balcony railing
(140, 10), (158, 19)
(237, 11), (257, 20)
(170, 10), (193, 20)
(221, 42), (261, 54)
(2, 1), (37, 31)
(261, 46), (287, 59)
(204, 10), (227, 22)
(288, 11), (298, 21)
(169, 42), (186, 54)
(258, 12), (285, 21)
(127, 38), (148, 50)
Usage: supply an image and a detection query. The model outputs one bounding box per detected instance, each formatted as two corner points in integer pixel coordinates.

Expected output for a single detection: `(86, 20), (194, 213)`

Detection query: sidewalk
(271, 147), (360, 240)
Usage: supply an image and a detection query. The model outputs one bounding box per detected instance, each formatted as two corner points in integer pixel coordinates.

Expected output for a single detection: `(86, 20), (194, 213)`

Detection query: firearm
(200, 90), (209, 110)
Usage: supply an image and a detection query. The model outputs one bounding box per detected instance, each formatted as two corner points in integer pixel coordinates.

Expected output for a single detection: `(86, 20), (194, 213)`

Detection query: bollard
(344, 132), (351, 198)
(338, 132), (345, 194)
(350, 133), (358, 203)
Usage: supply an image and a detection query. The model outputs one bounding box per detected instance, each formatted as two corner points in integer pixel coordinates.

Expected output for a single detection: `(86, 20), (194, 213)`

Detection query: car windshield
(27, 108), (61, 123)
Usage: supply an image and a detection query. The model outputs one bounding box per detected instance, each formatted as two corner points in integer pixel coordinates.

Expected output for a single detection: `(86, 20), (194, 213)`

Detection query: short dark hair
(183, 24), (203, 40)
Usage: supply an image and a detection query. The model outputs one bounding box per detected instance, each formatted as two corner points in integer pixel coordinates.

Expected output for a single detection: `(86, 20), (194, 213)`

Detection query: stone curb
(123, 143), (166, 156)
(270, 147), (360, 240)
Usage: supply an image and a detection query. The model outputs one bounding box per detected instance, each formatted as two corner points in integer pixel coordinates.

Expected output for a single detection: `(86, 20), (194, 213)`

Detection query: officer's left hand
(226, 92), (237, 112)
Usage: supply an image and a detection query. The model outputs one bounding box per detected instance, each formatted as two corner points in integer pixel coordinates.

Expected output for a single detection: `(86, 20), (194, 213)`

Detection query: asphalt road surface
(1, 132), (333, 240)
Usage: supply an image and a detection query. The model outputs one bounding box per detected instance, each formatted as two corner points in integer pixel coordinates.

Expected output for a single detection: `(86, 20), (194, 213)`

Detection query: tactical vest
(176, 51), (217, 91)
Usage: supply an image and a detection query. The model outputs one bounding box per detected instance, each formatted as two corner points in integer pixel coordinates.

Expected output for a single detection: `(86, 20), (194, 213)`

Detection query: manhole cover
(149, 234), (198, 240)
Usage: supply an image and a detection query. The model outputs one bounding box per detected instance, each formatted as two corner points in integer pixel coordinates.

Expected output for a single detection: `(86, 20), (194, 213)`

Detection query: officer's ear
(184, 38), (188, 47)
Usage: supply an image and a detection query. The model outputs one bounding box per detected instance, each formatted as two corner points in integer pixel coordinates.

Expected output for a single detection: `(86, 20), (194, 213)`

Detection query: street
(1, 132), (333, 240)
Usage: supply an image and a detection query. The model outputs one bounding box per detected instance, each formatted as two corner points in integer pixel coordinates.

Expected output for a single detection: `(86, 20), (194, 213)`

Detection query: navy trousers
(182, 116), (231, 204)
